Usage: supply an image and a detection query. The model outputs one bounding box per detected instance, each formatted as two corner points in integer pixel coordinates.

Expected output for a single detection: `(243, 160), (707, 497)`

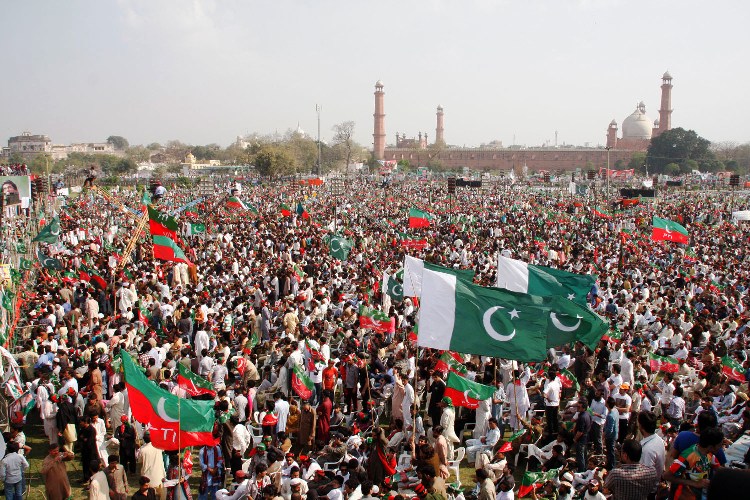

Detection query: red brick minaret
(606, 120), (618, 148)
(656, 71), (673, 136)
(435, 105), (445, 146)
(373, 80), (386, 160)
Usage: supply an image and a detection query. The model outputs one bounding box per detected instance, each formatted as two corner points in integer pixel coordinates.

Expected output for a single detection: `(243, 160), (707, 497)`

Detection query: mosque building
(374, 72), (673, 173)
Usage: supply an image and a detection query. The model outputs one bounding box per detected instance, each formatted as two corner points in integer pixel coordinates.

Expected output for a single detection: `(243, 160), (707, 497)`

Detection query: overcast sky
(3, 0), (748, 150)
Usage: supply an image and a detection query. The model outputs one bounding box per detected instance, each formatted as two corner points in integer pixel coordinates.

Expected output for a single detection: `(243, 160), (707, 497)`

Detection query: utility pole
(605, 146), (612, 200)
(316, 104), (322, 175)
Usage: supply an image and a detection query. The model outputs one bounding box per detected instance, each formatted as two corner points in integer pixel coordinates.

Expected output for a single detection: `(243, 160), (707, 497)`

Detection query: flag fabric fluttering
(177, 363), (217, 397)
(37, 249), (63, 270)
(648, 352), (680, 373)
(152, 235), (192, 265)
(434, 352), (468, 377)
(227, 197), (249, 210)
(721, 356), (745, 382)
(280, 203), (293, 216)
(33, 217), (61, 244)
(188, 222), (206, 235)
(408, 208), (433, 228)
(382, 272), (404, 302)
(402, 255), (475, 298)
(496, 255), (596, 306)
(291, 364), (314, 400)
(326, 235), (353, 260)
(358, 304), (395, 334)
(296, 202), (310, 219)
(148, 206), (180, 240)
(417, 268), (608, 361)
(443, 372), (495, 409)
(652, 216), (689, 244)
(518, 468), (562, 498)
(120, 351), (218, 450)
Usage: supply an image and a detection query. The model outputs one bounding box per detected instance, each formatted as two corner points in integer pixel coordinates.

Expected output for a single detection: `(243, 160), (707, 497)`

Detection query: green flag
(33, 217), (61, 244)
(188, 222), (206, 235)
(19, 258), (33, 271)
(496, 255), (596, 306)
(326, 235), (353, 260)
(382, 272), (403, 302)
(2, 291), (13, 312)
(37, 249), (63, 270)
(417, 268), (608, 361)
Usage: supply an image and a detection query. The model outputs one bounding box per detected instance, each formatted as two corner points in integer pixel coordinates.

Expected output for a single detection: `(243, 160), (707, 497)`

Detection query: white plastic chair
(447, 446), (465, 485)
(461, 423), (476, 445)
(515, 432), (543, 469)
(246, 423), (263, 445)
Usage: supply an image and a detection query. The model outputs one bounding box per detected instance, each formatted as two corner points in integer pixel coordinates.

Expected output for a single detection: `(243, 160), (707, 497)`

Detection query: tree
(114, 158), (138, 175)
(253, 144), (295, 178)
(647, 127), (712, 174)
(106, 136), (130, 150)
(664, 162), (680, 176)
(627, 152), (647, 173)
(332, 121), (356, 174)
(126, 146), (151, 163)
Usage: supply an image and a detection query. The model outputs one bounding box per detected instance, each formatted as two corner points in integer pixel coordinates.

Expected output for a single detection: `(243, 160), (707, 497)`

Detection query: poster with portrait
(0, 176), (32, 206)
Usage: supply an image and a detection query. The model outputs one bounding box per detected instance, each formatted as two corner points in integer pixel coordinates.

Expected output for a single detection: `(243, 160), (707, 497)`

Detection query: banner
(0, 176), (32, 206)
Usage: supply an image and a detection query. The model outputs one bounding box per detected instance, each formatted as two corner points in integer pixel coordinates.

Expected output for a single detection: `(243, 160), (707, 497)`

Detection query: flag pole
(177, 387), (182, 485)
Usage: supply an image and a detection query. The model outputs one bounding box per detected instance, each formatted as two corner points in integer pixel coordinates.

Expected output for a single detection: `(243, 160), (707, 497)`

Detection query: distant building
(181, 152), (221, 171)
(3, 131), (118, 160)
(373, 72), (674, 173)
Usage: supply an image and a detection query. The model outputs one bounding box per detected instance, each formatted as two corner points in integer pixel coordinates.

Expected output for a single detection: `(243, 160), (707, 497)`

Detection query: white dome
(375, 80), (384, 87)
(622, 103), (652, 140)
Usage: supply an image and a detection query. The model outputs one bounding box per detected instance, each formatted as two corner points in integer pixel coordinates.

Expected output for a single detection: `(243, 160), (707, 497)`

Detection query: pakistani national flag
(722, 356), (745, 382)
(417, 269), (608, 361)
(291, 364), (314, 400)
(152, 235), (192, 265)
(444, 372), (494, 409)
(120, 351), (218, 450)
(648, 352), (679, 373)
(37, 249), (63, 270)
(177, 363), (216, 397)
(382, 272), (403, 302)
(402, 255), (475, 297)
(496, 255), (595, 306)
(434, 352), (468, 377)
(408, 208), (434, 228)
(652, 216), (689, 244)
(33, 217), (61, 243)
(326, 235), (353, 260)
(188, 222), (206, 235)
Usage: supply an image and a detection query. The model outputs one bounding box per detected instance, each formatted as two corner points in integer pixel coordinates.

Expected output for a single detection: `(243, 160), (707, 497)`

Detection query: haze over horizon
(3, 0), (749, 150)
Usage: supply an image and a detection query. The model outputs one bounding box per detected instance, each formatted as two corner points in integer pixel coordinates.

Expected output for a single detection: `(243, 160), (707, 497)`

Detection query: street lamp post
(605, 146), (612, 200)
(316, 104), (322, 175)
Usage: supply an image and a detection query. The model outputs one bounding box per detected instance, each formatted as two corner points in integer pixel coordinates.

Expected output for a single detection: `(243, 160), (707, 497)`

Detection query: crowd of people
(1, 174), (750, 500)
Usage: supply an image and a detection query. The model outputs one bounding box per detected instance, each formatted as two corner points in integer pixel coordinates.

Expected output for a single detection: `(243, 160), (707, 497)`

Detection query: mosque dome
(622, 102), (653, 140)
(375, 80), (384, 87)
(663, 71), (672, 79)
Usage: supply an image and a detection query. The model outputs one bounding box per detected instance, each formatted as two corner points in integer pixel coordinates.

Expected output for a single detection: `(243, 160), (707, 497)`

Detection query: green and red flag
(721, 356), (746, 383)
(648, 352), (679, 373)
(177, 363), (216, 397)
(558, 369), (580, 391)
(434, 352), (468, 377)
(398, 232), (428, 250)
(358, 304), (395, 334)
(291, 364), (314, 400)
(280, 203), (293, 216)
(592, 207), (612, 219)
(408, 208), (433, 228)
(296, 202), (310, 219)
(226, 197), (249, 210)
(444, 371), (495, 410)
(120, 351), (218, 450)
(684, 248), (698, 263)
(79, 264), (107, 289)
(292, 263), (306, 281)
(518, 468), (561, 498)
(152, 235), (192, 265)
(652, 216), (689, 244)
(602, 327), (623, 343)
(620, 228), (633, 242)
(148, 206), (180, 240)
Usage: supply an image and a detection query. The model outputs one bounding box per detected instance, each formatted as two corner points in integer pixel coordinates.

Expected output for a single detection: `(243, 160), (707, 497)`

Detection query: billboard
(0, 176), (32, 206)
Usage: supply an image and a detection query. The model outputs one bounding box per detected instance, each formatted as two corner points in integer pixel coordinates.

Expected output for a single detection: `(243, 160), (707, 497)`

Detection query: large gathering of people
(2, 172), (750, 500)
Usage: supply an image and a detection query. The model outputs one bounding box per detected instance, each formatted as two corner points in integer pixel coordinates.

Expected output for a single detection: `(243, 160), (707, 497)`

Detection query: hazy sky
(3, 0), (749, 150)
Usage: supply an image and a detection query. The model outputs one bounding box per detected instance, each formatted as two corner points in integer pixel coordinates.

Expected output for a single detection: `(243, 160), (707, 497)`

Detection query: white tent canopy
(731, 210), (750, 221)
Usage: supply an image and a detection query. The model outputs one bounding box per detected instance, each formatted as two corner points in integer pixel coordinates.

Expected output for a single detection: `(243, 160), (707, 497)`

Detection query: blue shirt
(672, 431), (727, 465)
(199, 446), (224, 486)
